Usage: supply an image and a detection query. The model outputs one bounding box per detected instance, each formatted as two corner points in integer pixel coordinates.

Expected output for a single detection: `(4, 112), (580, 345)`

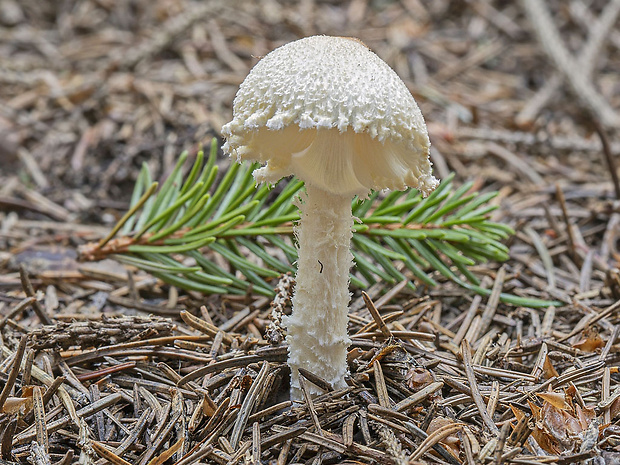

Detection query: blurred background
(1, 0), (618, 228)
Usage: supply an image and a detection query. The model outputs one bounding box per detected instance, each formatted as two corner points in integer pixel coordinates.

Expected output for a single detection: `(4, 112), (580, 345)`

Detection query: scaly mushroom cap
(222, 35), (438, 197)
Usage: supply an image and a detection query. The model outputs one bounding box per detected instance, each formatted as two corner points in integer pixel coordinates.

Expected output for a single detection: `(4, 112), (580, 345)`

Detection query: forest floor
(1, 0), (620, 463)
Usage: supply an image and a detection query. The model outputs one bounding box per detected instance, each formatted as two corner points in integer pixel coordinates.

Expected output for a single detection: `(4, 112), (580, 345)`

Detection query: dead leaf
(1, 396), (31, 414)
(537, 391), (570, 410)
(528, 388), (596, 454)
(573, 327), (604, 352)
(575, 404), (596, 431)
(610, 397), (620, 420)
(427, 417), (461, 459)
(405, 367), (434, 391)
(510, 404), (526, 422)
(543, 354), (559, 379)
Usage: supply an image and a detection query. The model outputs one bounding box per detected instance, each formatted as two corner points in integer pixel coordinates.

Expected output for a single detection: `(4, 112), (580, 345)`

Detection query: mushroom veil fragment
(222, 35), (438, 400)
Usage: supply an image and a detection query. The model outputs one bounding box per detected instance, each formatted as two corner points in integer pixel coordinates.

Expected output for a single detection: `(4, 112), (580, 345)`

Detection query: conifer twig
(78, 140), (561, 308)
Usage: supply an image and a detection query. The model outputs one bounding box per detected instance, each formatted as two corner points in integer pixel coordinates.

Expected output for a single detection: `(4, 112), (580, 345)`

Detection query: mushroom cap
(222, 35), (438, 197)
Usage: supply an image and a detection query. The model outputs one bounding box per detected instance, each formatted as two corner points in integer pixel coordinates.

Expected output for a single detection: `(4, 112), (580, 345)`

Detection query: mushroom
(222, 35), (438, 399)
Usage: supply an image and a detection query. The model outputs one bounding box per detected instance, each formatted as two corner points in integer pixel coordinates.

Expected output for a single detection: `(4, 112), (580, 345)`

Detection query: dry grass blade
(1, 418), (17, 460)
(230, 361), (270, 449)
(461, 340), (500, 435)
(0, 296), (35, 330)
(32, 386), (48, 455)
(251, 421), (261, 464)
(0, 334), (27, 411)
(18, 265), (52, 325)
(478, 266), (505, 336)
(272, 426), (346, 455)
(351, 330), (435, 341)
(362, 291), (392, 339)
(297, 368), (332, 393)
(180, 310), (233, 345)
(394, 381), (443, 412)
(453, 296), (482, 346)
(91, 441), (132, 465)
(260, 426), (306, 450)
(593, 118), (620, 200)
(373, 361), (391, 409)
(178, 348), (287, 385)
(525, 227), (556, 290)
(559, 300), (620, 342)
(15, 392), (123, 445)
(486, 381), (500, 418)
(409, 422), (464, 462)
(342, 413), (356, 448)
(298, 375), (323, 435)
(147, 436), (184, 465)
(112, 408), (152, 459)
(173, 445), (214, 465)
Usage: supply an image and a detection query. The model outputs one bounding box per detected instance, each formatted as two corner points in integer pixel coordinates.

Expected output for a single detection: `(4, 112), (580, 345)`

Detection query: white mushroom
(222, 35), (438, 400)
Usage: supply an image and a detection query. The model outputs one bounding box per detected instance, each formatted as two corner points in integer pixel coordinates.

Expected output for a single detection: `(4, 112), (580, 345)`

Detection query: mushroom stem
(284, 183), (353, 400)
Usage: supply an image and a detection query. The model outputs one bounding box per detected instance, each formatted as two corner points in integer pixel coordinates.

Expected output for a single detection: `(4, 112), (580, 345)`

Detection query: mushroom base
(284, 184), (353, 400)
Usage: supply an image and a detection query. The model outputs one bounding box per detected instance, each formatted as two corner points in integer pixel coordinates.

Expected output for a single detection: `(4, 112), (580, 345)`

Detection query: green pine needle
(80, 138), (562, 309)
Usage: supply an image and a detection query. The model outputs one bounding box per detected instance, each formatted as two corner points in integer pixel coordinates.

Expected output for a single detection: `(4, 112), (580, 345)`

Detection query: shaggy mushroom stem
(284, 183), (354, 400)
(221, 35), (439, 401)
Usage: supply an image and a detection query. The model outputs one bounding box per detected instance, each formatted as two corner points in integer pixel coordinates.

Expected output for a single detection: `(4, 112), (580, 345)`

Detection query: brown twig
(19, 264), (52, 325)
(593, 118), (620, 200)
(520, 0), (620, 127)
(0, 296), (35, 330)
(0, 334), (28, 412)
